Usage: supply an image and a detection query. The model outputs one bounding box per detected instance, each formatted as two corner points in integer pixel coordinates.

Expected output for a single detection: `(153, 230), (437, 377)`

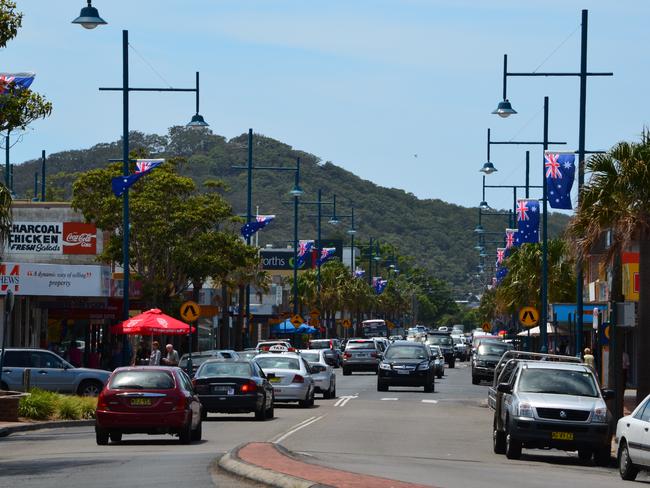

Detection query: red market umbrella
(111, 308), (196, 335)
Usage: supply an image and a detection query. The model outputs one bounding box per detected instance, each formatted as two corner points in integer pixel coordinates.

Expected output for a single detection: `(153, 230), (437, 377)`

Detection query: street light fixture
(479, 200), (490, 210)
(72, 1), (107, 29)
(491, 99), (517, 118)
(480, 162), (498, 174)
(473, 225), (485, 234)
(186, 72), (209, 128)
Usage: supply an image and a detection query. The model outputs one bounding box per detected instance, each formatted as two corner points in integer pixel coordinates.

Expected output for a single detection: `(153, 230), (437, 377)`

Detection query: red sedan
(95, 366), (203, 445)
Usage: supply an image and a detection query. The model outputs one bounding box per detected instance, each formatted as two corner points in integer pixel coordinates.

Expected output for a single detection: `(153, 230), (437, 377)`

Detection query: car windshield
(518, 368), (599, 397)
(309, 341), (329, 349)
(346, 341), (375, 350)
(110, 370), (175, 390)
(301, 352), (321, 363)
(478, 344), (511, 356)
(179, 353), (217, 368)
(238, 351), (258, 360)
(385, 345), (428, 360)
(428, 335), (452, 346)
(256, 357), (301, 370)
(197, 362), (252, 378)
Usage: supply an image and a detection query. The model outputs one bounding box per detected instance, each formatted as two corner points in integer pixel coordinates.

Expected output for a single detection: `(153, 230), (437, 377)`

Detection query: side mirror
(497, 383), (512, 394)
(601, 388), (615, 400)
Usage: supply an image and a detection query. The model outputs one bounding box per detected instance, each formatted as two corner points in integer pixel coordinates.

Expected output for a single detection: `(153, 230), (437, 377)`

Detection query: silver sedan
(255, 352), (316, 408)
(299, 350), (336, 399)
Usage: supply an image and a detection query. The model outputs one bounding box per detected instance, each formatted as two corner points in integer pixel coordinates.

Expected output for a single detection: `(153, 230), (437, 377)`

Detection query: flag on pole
(111, 159), (164, 197)
(372, 277), (388, 294)
(240, 215), (276, 240)
(505, 228), (517, 249)
(515, 199), (540, 244)
(496, 265), (508, 285)
(0, 72), (35, 94)
(544, 151), (575, 210)
(317, 247), (337, 266)
(496, 248), (506, 266)
(354, 268), (365, 279)
(296, 239), (315, 267)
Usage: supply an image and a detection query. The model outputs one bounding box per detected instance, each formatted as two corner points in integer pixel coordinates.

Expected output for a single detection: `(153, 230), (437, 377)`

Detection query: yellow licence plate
(551, 431), (574, 441)
(130, 398), (152, 406)
(269, 377), (281, 383)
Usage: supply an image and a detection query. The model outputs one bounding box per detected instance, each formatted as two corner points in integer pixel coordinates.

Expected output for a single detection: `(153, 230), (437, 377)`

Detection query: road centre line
(380, 398), (399, 401)
(269, 416), (315, 442)
(421, 399), (438, 404)
(334, 395), (357, 407)
(272, 415), (324, 444)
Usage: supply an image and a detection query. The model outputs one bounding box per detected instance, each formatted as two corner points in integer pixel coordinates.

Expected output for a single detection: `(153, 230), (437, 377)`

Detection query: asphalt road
(0, 360), (647, 488)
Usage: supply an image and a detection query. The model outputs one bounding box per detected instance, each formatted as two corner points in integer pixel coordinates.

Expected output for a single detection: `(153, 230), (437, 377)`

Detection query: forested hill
(12, 127), (570, 292)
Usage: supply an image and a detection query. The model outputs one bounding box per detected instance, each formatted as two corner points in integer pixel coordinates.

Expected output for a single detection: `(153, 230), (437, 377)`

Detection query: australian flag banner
(496, 248), (506, 266)
(0, 72), (35, 94)
(354, 268), (365, 279)
(372, 277), (388, 294)
(516, 199), (540, 244)
(296, 239), (315, 267)
(496, 265), (508, 285)
(111, 159), (164, 197)
(240, 215), (276, 240)
(544, 151), (575, 210)
(505, 228), (518, 249)
(317, 247), (337, 266)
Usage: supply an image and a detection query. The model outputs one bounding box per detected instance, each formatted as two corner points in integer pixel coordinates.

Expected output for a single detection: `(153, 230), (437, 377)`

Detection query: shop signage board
(0, 262), (110, 296)
(5, 221), (97, 255)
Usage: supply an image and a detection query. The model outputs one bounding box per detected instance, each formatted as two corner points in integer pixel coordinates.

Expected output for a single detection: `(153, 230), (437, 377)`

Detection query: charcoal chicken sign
(6, 222), (97, 255)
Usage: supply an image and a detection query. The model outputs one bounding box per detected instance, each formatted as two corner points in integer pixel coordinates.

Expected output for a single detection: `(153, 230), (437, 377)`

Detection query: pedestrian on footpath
(162, 344), (179, 366)
(583, 347), (595, 370)
(149, 341), (161, 366)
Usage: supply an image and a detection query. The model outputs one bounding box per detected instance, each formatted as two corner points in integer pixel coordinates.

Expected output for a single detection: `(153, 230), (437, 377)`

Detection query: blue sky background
(2, 0), (648, 211)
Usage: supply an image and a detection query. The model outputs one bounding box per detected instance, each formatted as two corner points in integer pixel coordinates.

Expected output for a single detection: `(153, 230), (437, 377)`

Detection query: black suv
(471, 341), (513, 384)
(426, 332), (455, 368)
(377, 341), (435, 393)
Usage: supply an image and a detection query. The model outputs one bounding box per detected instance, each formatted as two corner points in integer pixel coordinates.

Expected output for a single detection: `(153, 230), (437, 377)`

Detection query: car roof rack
(492, 351), (582, 387)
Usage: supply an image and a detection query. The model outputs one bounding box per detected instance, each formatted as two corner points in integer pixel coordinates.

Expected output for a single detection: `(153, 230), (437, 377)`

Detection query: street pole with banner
(0, 290), (15, 389)
(180, 300), (200, 376)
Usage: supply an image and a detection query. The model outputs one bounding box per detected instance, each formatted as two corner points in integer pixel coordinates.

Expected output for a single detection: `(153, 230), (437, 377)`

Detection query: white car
(255, 352), (315, 407)
(615, 393), (650, 480)
(299, 349), (336, 399)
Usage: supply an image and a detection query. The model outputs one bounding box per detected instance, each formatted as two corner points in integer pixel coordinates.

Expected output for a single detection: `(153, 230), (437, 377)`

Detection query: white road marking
(334, 395), (358, 407)
(380, 397), (399, 401)
(272, 415), (324, 444)
(421, 399), (438, 404)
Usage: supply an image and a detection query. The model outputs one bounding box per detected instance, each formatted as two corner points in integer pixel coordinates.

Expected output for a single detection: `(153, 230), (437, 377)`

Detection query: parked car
(237, 349), (259, 361)
(192, 359), (274, 421)
(427, 345), (445, 379)
(425, 332), (455, 368)
(95, 366), (203, 445)
(308, 339), (342, 368)
(255, 340), (294, 352)
(0, 348), (110, 396)
(377, 341), (435, 392)
(178, 350), (240, 377)
(300, 349), (336, 399)
(490, 357), (613, 464)
(255, 352), (315, 407)
(471, 341), (513, 384)
(452, 336), (470, 362)
(342, 339), (382, 375)
(615, 393), (650, 480)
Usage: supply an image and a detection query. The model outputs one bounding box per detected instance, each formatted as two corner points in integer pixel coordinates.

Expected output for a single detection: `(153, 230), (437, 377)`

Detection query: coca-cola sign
(63, 222), (97, 255)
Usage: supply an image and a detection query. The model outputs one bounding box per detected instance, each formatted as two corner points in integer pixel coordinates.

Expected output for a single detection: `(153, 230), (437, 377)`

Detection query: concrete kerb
(216, 443), (331, 488)
(0, 419), (95, 438)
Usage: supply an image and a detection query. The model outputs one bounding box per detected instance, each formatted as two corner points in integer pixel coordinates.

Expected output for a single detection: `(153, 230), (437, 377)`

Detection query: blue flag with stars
(545, 151), (575, 210)
(515, 199), (539, 244)
(111, 159), (164, 197)
(240, 215), (275, 240)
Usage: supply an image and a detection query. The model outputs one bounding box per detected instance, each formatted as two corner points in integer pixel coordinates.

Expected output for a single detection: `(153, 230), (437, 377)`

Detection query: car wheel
(95, 428), (109, 446)
(255, 396), (267, 420)
(377, 381), (388, 392)
(342, 367), (351, 376)
(323, 381), (334, 399)
(493, 428), (506, 454)
(201, 408), (207, 421)
(505, 432), (522, 460)
(299, 389), (314, 408)
(471, 375), (480, 385)
(191, 419), (202, 441)
(424, 382), (434, 393)
(179, 420), (192, 444)
(594, 445), (611, 467)
(109, 432), (122, 443)
(618, 441), (639, 480)
(578, 449), (592, 463)
(437, 370), (443, 379)
(265, 400), (274, 420)
(78, 380), (103, 397)
(448, 359), (455, 369)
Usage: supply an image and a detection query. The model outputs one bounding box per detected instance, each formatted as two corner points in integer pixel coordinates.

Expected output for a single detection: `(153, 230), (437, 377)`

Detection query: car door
(29, 351), (72, 392)
(1, 350), (29, 390)
(632, 400), (650, 466)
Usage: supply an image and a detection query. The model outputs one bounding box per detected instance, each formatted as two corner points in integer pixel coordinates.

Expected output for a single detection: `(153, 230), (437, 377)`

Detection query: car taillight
(97, 392), (108, 410)
(288, 347), (296, 352)
(344, 352), (351, 359)
(241, 380), (258, 393)
(175, 395), (187, 411)
(292, 374), (305, 383)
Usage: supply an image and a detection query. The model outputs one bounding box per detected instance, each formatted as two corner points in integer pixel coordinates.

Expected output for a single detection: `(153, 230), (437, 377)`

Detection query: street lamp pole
(292, 158), (301, 315)
(541, 96), (549, 353)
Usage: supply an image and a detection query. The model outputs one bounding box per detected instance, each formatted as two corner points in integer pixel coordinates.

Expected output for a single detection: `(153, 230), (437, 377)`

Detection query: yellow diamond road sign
(519, 306), (539, 328)
(291, 314), (304, 327)
(180, 300), (200, 322)
(482, 322), (491, 333)
(342, 319), (352, 329)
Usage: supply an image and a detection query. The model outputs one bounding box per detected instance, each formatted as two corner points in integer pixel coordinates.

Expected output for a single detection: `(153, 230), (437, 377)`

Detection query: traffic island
(217, 442), (435, 488)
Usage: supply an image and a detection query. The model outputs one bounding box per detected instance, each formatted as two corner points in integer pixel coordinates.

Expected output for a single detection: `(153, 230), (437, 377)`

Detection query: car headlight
(379, 363), (392, 370)
(418, 361), (430, 370)
(475, 360), (486, 366)
(517, 402), (534, 418)
(592, 406), (608, 423)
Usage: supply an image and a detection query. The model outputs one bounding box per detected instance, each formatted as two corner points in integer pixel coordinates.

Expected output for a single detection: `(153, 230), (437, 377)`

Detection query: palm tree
(568, 133), (650, 404)
(0, 184), (11, 247)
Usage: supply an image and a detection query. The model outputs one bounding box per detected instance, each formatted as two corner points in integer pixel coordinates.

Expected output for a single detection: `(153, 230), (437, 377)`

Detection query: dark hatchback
(377, 341), (435, 392)
(471, 341), (513, 384)
(192, 360), (274, 421)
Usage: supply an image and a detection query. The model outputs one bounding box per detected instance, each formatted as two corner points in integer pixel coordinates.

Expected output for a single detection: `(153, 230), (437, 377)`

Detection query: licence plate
(397, 370), (410, 375)
(130, 398), (151, 406)
(269, 377), (281, 383)
(551, 431), (574, 441)
(273, 388), (282, 393)
(356, 353), (368, 358)
(213, 386), (235, 395)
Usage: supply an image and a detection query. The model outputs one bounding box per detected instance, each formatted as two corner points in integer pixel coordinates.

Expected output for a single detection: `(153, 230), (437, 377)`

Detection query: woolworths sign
(260, 250), (312, 270)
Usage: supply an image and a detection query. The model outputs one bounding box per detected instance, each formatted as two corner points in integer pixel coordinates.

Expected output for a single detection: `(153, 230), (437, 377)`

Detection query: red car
(95, 366), (203, 445)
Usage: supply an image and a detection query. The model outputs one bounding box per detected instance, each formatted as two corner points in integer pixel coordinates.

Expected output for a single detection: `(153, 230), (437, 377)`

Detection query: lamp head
(480, 161), (498, 174)
(473, 225), (485, 234)
(347, 228), (356, 235)
(491, 99), (517, 118)
(72, 1), (107, 29)
(328, 217), (340, 225)
(289, 185), (304, 197)
(479, 200), (490, 210)
(186, 113), (209, 128)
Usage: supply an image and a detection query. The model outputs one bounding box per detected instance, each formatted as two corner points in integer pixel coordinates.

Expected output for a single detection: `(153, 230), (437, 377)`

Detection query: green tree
(568, 133), (650, 404)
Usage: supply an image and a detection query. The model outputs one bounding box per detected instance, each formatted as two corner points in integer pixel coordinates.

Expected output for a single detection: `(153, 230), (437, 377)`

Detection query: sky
(2, 0), (649, 211)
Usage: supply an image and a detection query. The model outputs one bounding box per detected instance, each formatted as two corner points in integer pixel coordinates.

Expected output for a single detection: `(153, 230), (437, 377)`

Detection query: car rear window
(309, 341), (330, 349)
(197, 362), (252, 378)
(427, 335), (453, 346)
(385, 345), (428, 360)
(301, 352), (321, 363)
(110, 370), (175, 390)
(256, 357), (301, 370)
(346, 341), (375, 350)
(518, 368), (598, 397)
(478, 344), (511, 356)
